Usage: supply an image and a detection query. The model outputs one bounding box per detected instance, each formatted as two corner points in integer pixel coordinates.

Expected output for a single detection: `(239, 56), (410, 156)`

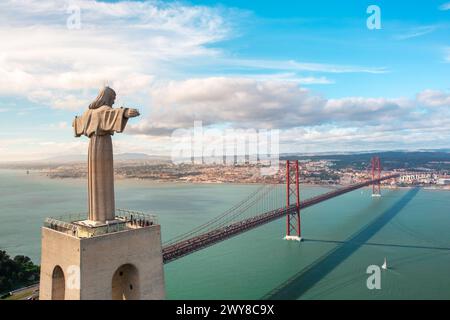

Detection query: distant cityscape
(2, 151), (450, 189)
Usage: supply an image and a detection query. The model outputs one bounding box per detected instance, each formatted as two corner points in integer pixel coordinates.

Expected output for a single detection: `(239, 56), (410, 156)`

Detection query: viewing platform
(43, 209), (159, 239)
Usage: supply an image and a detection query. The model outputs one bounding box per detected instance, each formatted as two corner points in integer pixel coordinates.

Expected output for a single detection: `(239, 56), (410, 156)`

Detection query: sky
(0, 0), (449, 161)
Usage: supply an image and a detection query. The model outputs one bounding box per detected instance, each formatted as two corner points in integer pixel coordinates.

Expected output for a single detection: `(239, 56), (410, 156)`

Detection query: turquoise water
(1, 169), (450, 299)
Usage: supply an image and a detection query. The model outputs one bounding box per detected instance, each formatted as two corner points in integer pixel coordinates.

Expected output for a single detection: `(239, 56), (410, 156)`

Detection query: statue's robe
(73, 106), (129, 223)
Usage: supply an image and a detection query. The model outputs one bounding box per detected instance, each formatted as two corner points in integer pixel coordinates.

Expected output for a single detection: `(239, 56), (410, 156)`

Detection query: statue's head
(89, 86), (116, 109)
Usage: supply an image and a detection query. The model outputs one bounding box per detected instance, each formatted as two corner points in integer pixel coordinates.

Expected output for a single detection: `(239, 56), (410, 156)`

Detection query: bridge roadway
(162, 173), (400, 263)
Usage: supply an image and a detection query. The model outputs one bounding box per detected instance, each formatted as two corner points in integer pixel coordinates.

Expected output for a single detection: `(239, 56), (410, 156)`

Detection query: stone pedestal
(39, 221), (165, 300)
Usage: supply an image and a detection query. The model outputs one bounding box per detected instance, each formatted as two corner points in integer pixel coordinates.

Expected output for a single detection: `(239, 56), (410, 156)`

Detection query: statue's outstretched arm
(124, 108), (140, 119)
(72, 116), (83, 137)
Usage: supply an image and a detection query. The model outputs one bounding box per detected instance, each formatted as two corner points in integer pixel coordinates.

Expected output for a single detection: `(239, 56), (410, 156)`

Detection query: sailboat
(381, 257), (387, 270)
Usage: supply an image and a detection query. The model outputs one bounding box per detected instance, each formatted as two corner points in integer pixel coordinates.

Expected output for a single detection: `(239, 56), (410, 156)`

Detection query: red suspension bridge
(162, 157), (399, 263)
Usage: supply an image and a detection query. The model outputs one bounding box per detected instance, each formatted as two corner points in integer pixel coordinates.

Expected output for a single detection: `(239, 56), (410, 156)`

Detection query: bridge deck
(162, 174), (399, 263)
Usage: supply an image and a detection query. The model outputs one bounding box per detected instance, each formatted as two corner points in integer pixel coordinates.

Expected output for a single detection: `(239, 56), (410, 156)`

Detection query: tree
(0, 250), (40, 293)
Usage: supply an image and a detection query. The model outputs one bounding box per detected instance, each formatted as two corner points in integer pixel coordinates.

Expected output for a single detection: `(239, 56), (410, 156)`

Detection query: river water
(1, 169), (449, 299)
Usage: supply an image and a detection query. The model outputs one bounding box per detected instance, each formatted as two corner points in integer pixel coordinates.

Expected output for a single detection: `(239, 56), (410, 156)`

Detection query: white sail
(381, 257), (387, 270)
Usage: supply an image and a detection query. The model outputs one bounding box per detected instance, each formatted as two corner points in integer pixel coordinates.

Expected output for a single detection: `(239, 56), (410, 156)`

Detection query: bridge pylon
(284, 160), (302, 241)
(371, 156), (382, 197)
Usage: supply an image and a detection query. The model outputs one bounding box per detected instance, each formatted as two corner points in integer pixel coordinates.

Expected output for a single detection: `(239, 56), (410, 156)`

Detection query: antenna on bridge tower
(371, 156), (382, 197)
(284, 160), (302, 241)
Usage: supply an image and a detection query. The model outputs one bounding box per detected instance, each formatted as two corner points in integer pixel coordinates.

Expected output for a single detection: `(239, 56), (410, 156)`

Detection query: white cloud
(0, 0), (445, 160)
(129, 77), (438, 135)
(0, 0), (389, 114)
(439, 2), (450, 10)
(416, 89), (450, 107)
(124, 77), (450, 154)
(218, 73), (334, 85)
(281, 123), (450, 154)
(323, 97), (412, 124)
(0, 138), (88, 161)
(218, 58), (388, 74)
(0, 0), (234, 110)
(394, 25), (437, 40)
(128, 77), (328, 135)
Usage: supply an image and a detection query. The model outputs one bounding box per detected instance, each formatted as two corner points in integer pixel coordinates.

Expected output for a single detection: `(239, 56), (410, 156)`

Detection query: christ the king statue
(72, 87), (140, 223)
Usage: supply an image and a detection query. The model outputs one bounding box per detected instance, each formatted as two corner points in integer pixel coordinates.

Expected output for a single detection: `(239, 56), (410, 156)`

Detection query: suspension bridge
(162, 156), (399, 263)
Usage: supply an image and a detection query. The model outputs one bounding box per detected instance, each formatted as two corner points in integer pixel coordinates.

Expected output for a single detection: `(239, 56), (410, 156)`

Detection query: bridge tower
(371, 156), (382, 197)
(284, 160), (302, 241)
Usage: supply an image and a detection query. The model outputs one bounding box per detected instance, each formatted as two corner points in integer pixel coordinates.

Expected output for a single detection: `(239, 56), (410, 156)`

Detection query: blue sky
(188, 0), (450, 97)
(0, 0), (449, 160)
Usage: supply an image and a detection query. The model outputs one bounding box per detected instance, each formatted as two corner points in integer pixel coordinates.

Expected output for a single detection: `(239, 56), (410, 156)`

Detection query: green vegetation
(0, 250), (40, 294)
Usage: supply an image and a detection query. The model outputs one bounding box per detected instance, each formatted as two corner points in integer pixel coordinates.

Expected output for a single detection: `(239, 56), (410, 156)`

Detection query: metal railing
(116, 208), (159, 225)
(44, 209), (159, 238)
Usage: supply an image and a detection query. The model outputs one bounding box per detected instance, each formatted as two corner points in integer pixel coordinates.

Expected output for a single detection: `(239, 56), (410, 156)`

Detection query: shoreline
(2, 168), (450, 191)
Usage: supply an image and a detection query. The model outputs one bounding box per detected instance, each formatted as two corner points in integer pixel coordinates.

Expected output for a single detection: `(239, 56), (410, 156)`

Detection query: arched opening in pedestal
(112, 264), (140, 300)
(51, 265), (65, 300)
